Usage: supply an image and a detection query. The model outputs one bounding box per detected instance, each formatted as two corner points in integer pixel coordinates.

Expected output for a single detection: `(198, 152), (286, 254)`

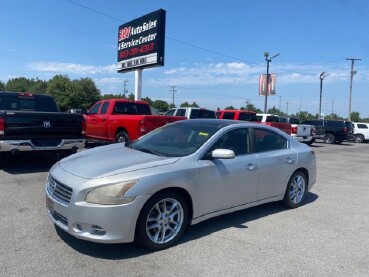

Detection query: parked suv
(165, 107), (216, 119)
(303, 119), (348, 144)
(352, 122), (369, 143)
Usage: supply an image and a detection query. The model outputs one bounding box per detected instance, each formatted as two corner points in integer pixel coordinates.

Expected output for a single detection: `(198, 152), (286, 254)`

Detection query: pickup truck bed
(0, 92), (85, 155)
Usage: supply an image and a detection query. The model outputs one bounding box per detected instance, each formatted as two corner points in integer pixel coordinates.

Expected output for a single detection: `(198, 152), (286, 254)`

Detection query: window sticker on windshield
(198, 132), (209, 137)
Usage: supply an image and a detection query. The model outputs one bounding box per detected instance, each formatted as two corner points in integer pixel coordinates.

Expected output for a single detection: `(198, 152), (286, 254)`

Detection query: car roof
(173, 119), (263, 129)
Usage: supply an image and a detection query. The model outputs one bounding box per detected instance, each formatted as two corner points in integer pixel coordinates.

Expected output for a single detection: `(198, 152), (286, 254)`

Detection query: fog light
(72, 223), (83, 232)
(91, 225), (106, 236)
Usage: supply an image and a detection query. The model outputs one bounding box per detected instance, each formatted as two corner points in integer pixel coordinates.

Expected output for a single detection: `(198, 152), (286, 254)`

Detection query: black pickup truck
(0, 91), (85, 157)
(303, 119), (348, 144)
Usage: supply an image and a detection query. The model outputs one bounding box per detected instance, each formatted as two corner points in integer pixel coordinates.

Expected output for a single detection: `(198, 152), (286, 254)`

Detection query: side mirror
(212, 149), (235, 159)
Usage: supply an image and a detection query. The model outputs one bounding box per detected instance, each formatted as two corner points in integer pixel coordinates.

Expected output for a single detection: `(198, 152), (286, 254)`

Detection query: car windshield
(130, 122), (220, 157)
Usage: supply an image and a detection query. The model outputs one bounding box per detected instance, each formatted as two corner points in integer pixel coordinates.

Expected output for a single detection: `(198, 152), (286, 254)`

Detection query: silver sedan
(45, 119), (316, 250)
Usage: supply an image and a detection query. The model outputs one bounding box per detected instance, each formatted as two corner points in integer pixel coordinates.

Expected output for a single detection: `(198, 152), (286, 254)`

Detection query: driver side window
(210, 128), (251, 156)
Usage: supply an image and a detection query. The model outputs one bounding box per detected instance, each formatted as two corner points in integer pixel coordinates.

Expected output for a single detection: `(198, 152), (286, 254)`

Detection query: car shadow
(55, 192), (318, 259)
(0, 153), (61, 174)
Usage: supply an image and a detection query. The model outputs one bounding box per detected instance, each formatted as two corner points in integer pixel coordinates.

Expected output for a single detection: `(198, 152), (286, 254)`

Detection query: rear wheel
(283, 171), (307, 209)
(116, 131), (129, 143)
(354, 134), (365, 143)
(136, 191), (188, 251)
(323, 133), (335, 144)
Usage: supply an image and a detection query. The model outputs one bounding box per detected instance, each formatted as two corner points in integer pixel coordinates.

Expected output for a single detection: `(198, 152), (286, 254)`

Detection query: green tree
(141, 96), (153, 105)
(180, 101), (199, 107)
(5, 77), (32, 92)
(152, 100), (170, 113)
(28, 78), (48, 94)
(72, 78), (101, 110)
(46, 75), (74, 111)
(350, 111), (360, 122)
(0, 80), (5, 91)
(224, 106), (235, 110)
(245, 103), (262, 113)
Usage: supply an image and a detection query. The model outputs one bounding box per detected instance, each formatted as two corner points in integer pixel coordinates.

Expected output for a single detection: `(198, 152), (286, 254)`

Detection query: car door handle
(286, 157), (296, 164)
(91, 118), (96, 121)
(247, 163), (258, 170)
(102, 118), (106, 122)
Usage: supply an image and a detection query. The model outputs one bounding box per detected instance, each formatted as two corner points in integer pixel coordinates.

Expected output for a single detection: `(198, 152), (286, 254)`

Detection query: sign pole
(135, 69), (142, 100)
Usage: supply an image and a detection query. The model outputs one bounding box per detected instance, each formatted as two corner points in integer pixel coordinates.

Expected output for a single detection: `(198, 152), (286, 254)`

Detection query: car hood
(59, 143), (180, 179)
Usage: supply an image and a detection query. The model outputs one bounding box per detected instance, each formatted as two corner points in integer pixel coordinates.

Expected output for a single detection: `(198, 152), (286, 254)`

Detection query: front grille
(47, 176), (73, 205)
(52, 211), (68, 226)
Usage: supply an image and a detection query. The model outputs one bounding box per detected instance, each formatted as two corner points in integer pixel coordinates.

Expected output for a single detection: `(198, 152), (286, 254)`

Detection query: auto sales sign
(117, 9), (166, 73)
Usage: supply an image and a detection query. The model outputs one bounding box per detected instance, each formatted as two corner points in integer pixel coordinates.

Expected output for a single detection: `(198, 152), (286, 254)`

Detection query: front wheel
(283, 171), (307, 209)
(136, 192), (188, 251)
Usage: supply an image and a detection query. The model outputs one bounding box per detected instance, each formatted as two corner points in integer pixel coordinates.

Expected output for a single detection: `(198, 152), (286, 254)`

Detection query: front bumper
(0, 138), (85, 152)
(46, 189), (150, 244)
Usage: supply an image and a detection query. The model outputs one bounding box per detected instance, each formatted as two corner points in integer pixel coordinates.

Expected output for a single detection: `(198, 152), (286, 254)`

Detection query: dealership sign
(117, 9), (166, 73)
(259, 74), (276, 96)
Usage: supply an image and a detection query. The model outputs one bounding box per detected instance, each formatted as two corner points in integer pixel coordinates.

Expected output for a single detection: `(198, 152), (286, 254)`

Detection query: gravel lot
(0, 141), (368, 277)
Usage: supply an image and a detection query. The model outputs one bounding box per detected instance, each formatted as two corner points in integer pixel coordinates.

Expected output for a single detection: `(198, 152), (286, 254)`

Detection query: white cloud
(28, 62), (116, 75)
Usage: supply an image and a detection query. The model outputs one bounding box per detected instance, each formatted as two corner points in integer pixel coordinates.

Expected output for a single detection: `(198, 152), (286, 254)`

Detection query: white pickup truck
(164, 107), (216, 119)
(278, 117), (314, 145)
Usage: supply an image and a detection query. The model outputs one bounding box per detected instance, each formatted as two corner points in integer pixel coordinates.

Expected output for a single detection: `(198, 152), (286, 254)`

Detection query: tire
(323, 133), (335, 144)
(136, 191), (188, 251)
(116, 131), (129, 143)
(282, 171), (307, 209)
(354, 134), (365, 143)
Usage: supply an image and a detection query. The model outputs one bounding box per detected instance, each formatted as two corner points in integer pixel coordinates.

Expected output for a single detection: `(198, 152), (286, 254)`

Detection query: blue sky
(1, 0), (368, 117)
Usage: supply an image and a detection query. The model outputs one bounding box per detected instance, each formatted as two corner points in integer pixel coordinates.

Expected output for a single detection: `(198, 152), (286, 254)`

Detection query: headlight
(85, 180), (138, 205)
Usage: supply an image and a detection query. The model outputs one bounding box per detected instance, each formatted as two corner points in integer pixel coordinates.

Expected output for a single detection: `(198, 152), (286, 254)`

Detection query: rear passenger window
(357, 124), (368, 129)
(253, 128), (288, 152)
(176, 109), (186, 116)
(222, 112), (235, 119)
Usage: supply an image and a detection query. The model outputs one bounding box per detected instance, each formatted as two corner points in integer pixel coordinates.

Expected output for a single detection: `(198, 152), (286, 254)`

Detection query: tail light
(81, 119), (86, 135)
(344, 127), (347, 134)
(137, 120), (147, 135)
(0, 117), (4, 135)
(291, 126), (297, 134)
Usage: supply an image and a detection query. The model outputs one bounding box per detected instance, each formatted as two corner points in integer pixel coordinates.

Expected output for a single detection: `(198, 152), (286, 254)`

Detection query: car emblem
(43, 121), (51, 128)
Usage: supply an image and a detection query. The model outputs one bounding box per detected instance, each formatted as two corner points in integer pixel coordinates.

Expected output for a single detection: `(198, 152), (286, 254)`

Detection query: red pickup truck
(216, 110), (258, 121)
(85, 99), (186, 143)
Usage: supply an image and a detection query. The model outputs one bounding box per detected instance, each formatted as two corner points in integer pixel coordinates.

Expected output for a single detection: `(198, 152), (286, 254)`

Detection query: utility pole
(170, 86), (177, 107)
(331, 99), (334, 119)
(346, 58), (361, 121)
(319, 72), (328, 119)
(286, 101), (289, 116)
(245, 99), (251, 109)
(263, 52), (280, 113)
(123, 80), (128, 98)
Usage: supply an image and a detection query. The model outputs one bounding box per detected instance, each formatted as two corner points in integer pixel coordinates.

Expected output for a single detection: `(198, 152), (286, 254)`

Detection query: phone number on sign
(119, 43), (154, 59)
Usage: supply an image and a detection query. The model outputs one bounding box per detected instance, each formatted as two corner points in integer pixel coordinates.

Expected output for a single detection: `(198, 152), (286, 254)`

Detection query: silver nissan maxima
(46, 119), (316, 250)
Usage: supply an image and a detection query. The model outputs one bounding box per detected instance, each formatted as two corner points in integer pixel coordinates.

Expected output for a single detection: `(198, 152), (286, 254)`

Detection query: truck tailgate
(3, 111), (84, 139)
(141, 115), (187, 133)
(296, 125), (312, 136)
